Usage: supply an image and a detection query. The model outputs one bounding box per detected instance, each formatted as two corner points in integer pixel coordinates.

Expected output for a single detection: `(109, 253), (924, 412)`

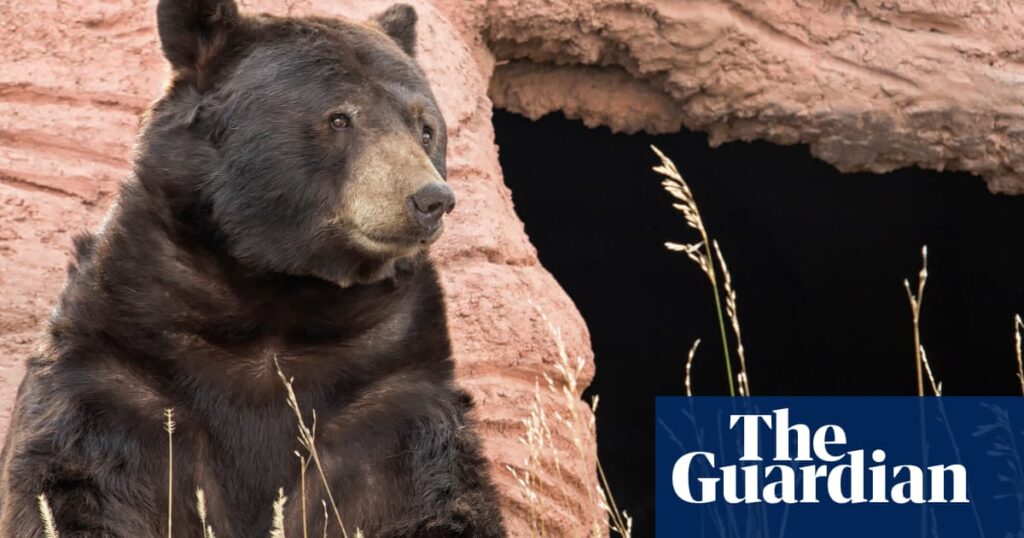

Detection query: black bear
(0, 0), (507, 536)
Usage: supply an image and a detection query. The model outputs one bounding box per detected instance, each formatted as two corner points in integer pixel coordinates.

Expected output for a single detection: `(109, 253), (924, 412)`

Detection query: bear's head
(140, 0), (452, 286)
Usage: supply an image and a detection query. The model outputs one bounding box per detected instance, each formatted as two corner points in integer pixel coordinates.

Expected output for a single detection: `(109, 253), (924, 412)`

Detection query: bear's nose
(409, 183), (456, 232)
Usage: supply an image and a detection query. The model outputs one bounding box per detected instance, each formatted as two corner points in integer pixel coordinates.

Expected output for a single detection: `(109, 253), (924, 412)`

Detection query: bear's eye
(420, 126), (433, 147)
(329, 114), (351, 131)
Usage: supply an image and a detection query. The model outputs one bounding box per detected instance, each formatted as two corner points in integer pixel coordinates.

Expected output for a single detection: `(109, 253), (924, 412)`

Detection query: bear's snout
(408, 182), (455, 233)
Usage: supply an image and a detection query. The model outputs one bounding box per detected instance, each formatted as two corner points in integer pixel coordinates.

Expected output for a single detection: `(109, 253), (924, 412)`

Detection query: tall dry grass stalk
(903, 246), (929, 397)
(713, 240), (750, 395)
(295, 452), (309, 538)
(919, 347), (942, 396)
(37, 495), (58, 538)
(508, 307), (632, 538)
(684, 339), (701, 397)
(544, 313), (631, 537)
(899, 247), (941, 397)
(164, 408), (175, 538)
(653, 145), (750, 396)
(506, 380), (550, 537)
(274, 358), (350, 538)
(270, 488), (287, 538)
(196, 489), (217, 538)
(321, 501), (329, 538)
(1015, 314), (1023, 396)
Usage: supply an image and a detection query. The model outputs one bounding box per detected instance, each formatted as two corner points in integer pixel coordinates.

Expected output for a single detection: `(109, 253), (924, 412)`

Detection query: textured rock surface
(487, 0), (1024, 194)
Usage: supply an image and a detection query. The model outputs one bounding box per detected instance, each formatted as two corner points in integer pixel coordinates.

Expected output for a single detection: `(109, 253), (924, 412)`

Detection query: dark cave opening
(492, 109), (1024, 534)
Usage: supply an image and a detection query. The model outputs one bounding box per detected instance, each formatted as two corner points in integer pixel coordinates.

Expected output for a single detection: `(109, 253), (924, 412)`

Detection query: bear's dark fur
(0, 1), (506, 536)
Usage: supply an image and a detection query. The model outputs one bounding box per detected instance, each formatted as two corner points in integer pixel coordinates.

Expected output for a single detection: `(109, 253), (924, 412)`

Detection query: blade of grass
(713, 240), (750, 395)
(1015, 314), (1023, 396)
(196, 489), (218, 538)
(274, 359), (348, 538)
(270, 488), (287, 538)
(295, 452), (309, 538)
(685, 339), (701, 397)
(653, 145), (738, 396)
(904, 246), (928, 397)
(164, 409), (175, 538)
(37, 495), (58, 538)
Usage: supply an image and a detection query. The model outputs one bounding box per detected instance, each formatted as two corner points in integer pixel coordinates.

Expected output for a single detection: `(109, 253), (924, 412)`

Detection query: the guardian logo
(672, 409), (970, 505)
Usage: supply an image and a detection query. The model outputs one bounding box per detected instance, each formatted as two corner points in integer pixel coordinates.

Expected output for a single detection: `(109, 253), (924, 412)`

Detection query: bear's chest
(178, 365), (453, 537)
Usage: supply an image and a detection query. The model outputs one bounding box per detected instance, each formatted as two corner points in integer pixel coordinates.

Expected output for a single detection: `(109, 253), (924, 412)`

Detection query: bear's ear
(157, 0), (240, 74)
(372, 4), (417, 56)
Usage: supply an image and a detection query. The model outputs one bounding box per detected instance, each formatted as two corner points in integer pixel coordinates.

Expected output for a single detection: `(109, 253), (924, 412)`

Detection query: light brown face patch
(336, 131), (447, 258)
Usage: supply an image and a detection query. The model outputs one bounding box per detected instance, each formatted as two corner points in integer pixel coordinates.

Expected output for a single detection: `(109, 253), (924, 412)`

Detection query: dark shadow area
(493, 109), (1024, 535)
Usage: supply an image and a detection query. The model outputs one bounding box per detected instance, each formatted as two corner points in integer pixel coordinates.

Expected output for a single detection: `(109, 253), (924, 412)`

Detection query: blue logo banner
(655, 397), (1024, 538)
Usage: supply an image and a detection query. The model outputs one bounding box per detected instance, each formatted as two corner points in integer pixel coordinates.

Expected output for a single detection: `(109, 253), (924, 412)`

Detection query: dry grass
(903, 246), (929, 397)
(270, 489), (287, 538)
(684, 339), (701, 397)
(901, 245), (1024, 399)
(507, 381), (552, 536)
(919, 346), (943, 396)
(321, 501), (329, 538)
(655, 147), (1024, 404)
(164, 409), (175, 538)
(654, 146), (750, 396)
(1015, 314), (1023, 395)
(902, 246), (945, 397)
(508, 307), (632, 538)
(196, 489), (216, 538)
(37, 495), (58, 538)
(275, 359), (350, 538)
(713, 240), (750, 395)
(295, 452), (310, 538)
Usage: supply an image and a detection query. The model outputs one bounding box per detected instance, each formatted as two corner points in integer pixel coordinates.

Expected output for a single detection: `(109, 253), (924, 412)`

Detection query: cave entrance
(492, 109), (1024, 534)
